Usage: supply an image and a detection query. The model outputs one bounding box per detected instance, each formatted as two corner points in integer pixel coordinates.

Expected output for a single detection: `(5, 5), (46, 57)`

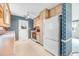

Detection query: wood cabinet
(33, 4), (62, 45)
(50, 4), (62, 17)
(34, 15), (40, 28)
(40, 8), (50, 19)
(0, 5), (3, 18)
(34, 8), (50, 45)
(34, 16), (41, 44)
(0, 3), (11, 27)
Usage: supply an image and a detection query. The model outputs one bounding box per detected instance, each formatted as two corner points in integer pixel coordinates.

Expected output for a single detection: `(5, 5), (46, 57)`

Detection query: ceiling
(9, 3), (58, 18)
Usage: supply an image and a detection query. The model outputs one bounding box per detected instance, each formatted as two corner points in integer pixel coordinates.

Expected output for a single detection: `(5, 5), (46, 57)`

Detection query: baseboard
(44, 49), (55, 56)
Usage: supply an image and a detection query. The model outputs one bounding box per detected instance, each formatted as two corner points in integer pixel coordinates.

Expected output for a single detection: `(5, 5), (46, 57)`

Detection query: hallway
(14, 39), (52, 56)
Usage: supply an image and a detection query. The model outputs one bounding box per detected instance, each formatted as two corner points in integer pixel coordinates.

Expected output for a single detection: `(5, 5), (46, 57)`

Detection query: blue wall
(9, 15), (33, 40)
(60, 3), (72, 56)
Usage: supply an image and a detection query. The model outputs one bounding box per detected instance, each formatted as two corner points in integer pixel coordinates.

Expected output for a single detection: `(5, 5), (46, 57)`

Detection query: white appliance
(18, 20), (29, 41)
(43, 16), (60, 56)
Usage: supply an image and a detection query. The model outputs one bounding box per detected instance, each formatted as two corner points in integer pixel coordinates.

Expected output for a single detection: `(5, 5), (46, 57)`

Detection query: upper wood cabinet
(50, 4), (62, 17)
(40, 8), (50, 19)
(0, 3), (11, 27)
(0, 5), (3, 18)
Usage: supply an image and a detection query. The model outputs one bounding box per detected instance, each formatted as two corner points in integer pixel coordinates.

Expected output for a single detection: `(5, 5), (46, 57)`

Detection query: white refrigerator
(43, 16), (60, 56)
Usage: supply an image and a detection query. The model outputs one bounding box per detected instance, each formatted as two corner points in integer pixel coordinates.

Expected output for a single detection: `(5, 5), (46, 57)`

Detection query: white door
(18, 20), (29, 41)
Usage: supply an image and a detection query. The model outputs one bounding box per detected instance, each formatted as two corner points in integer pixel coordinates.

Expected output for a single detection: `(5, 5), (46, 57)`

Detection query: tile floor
(14, 39), (52, 56)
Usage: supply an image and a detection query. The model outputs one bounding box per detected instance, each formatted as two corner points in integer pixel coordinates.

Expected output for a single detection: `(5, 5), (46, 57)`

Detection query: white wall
(72, 4), (79, 38)
(72, 4), (79, 21)
(72, 22), (79, 38)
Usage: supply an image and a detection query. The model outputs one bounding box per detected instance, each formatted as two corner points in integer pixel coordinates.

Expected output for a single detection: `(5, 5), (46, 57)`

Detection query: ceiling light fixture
(24, 11), (34, 19)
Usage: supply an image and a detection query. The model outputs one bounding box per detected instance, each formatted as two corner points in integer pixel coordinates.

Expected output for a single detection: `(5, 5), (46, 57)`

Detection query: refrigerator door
(43, 16), (60, 56)
(43, 16), (60, 41)
(44, 39), (60, 56)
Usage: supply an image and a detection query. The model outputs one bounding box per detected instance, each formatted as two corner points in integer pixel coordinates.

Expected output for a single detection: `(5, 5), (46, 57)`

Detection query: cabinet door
(3, 3), (11, 26)
(0, 6), (3, 18)
(0, 4), (11, 27)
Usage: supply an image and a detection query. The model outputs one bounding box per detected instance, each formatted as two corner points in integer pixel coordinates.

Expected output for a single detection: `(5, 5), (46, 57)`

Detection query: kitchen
(0, 3), (72, 56)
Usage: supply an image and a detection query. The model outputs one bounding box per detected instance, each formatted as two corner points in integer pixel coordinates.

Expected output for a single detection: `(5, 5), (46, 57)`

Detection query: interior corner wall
(60, 3), (72, 56)
(9, 15), (33, 40)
